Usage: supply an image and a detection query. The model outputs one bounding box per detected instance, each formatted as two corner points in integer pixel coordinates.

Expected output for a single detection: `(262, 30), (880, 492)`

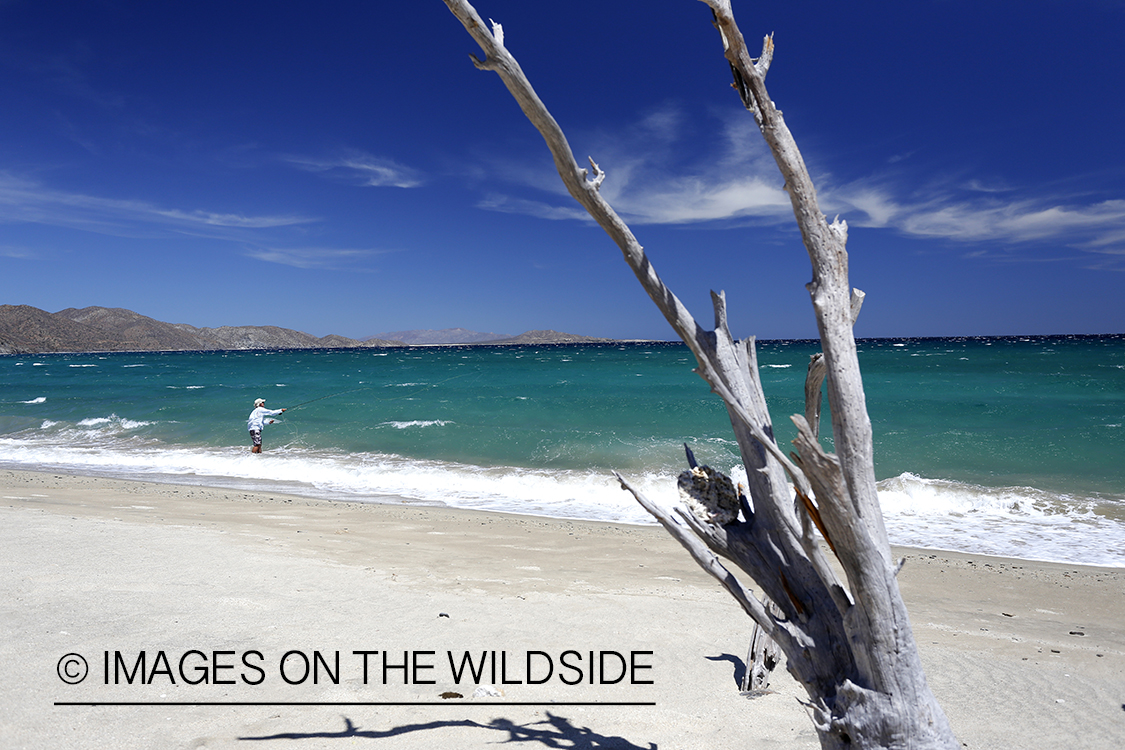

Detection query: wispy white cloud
(828, 181), (1125, 248)
(613, 174), (789, 224)
(150, 208), (308, 229)
(243, 246), (392, 270)
(476, 193), (590, 222)
(0, 172), (315, 237)
(961, 178), (1017, 194)
(471, 105), (791, 225)
(0, 244), (37, 259)
(468, 105), (1125, 259)
(595, 108), (792, 224)
(283, 150), (423, 188)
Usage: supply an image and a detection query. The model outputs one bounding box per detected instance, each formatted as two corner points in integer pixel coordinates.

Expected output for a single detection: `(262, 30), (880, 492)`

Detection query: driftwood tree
(441, 1), (958, 748)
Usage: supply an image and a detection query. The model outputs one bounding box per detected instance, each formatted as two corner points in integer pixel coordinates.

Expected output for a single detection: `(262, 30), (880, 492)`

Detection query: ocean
(1, 336), (1123, 567)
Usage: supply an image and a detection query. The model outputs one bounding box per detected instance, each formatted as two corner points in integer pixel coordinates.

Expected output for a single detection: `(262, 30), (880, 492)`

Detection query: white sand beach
(2, 468), (1122, 749)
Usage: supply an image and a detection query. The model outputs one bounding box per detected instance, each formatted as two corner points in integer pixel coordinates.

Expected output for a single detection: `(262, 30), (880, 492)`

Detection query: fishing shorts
(249, 429), (262, 447)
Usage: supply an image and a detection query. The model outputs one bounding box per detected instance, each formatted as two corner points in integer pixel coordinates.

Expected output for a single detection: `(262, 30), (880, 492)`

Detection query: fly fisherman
(247, 398), (286, 453)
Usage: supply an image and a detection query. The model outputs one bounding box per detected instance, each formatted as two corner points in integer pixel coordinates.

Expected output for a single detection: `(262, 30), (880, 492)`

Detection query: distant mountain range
(365, 328), (510, 345)
(0, 305), (609, 354)
(363, 328), (609, 346)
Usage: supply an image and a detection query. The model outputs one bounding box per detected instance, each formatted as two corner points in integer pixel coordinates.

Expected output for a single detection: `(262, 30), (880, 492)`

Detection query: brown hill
(486, 329), (611, 345)
(0, 305), (135, 353)
(55, 306), (207, 351)
(0, 305), (403, 354)
(0, 305), (609, 354)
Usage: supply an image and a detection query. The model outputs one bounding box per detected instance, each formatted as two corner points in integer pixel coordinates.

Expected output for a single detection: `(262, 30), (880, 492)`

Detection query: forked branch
(441, 1), (957, 747)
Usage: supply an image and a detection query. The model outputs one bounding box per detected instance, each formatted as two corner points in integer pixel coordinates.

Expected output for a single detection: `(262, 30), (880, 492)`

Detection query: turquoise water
(1, 336), (1123, 566)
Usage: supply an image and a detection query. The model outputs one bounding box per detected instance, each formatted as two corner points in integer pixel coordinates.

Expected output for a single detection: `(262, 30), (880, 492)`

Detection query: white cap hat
(254, 398), (265, 406)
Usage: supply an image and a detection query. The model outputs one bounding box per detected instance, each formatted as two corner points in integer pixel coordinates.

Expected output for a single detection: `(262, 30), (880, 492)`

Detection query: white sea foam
(75, 415), (154, 431)
(0, 427), (680, 525)
(876, 473), (1124, 567)
(0, 427), (1121, 566)
(384, 420), (452, 429)
(20, 397), (46, 404)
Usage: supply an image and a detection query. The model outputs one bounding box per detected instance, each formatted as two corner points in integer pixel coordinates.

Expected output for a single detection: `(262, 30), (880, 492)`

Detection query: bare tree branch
(440, 1), (958, 747)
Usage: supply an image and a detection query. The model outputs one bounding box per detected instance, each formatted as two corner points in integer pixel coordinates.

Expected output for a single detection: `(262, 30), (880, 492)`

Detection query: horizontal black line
(54, 701), (657, 707)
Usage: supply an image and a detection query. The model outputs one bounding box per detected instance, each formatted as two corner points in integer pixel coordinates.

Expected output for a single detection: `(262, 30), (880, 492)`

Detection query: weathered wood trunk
(745, 350), (830, 693)
(440, 1), (959, 747)
(742, 596), (782, 693)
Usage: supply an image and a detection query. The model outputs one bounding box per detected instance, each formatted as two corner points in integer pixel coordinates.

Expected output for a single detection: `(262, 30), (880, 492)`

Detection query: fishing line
(287, 387), (372, 411)
(295, 369), (483, 410)
(279, 421), (305, 450)
(378, 369), (484, 403)
(275, 367), (488, 448)
(255, 390), (351, 450)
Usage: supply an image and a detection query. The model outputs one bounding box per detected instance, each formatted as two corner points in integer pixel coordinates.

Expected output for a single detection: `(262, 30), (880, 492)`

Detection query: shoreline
(5, 463), (1123, 570)
(4, 468), (1124, 749)
(7, 337), (1125, 570)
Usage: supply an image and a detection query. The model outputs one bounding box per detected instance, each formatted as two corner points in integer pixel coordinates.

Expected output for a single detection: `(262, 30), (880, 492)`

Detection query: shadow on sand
(704, 652), (746, 689)
(239, 712), (656, 748)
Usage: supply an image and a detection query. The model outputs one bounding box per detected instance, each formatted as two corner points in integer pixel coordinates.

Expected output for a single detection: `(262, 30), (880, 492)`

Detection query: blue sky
(1, 0), (1123, 341)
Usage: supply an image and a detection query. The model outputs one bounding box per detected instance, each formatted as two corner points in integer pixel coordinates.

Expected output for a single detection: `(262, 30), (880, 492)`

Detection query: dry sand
(2, 468), (1122, 749)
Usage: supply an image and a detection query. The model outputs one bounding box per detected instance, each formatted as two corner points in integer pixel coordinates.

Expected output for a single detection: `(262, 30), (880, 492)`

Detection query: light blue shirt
(247, 406), (283, 432)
